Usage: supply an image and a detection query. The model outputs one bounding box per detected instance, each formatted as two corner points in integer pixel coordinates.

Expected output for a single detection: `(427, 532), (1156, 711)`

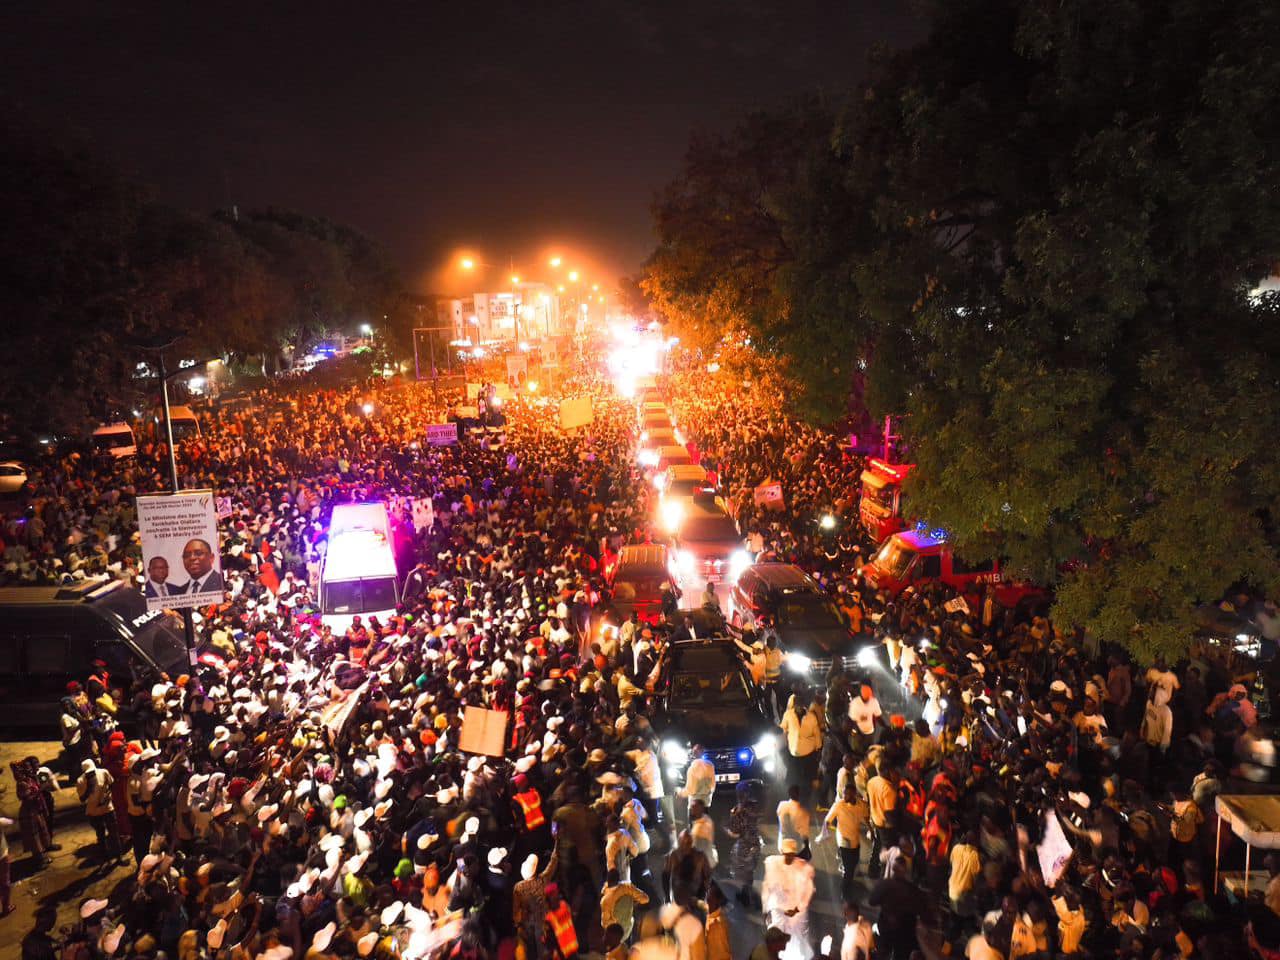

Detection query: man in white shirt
(776, 784), (813, 856)
(840, 902), (874, 960)
(762, 838), (816, 960)
(681, 746), (716, 828)
(848, 685), (882, 749)
(1145, 658), (1180, 707)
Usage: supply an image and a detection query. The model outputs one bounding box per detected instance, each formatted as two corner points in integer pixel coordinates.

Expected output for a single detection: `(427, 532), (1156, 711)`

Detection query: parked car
(0, 461), (27, 495)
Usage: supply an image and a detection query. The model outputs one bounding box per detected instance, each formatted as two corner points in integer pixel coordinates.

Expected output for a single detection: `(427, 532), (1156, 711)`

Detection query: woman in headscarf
(10, 756), (53, 868)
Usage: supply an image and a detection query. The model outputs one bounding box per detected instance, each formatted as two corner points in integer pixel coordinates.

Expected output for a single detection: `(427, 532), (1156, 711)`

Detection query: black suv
(729, 562), (858, 682)
(652, 638), (780, 793)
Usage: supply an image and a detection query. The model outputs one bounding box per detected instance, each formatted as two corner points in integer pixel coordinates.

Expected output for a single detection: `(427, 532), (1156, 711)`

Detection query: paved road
(0, 740), (135, 958)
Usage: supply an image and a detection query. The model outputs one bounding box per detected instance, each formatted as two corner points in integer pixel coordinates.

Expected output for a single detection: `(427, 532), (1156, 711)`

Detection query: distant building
(436, 283), (563, 344)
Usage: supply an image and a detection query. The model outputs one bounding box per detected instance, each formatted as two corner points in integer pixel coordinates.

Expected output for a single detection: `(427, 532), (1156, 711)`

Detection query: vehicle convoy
(859, 458), (915, 544)
(0, 579), (188, 727)
(670, 502), (748, 588)
(730, 562), (859, 680)
(860, 525), (1045, 610)
(653, 638), (781, 790)
(320, 502), (400, 632)
(608, 544), (674, 625)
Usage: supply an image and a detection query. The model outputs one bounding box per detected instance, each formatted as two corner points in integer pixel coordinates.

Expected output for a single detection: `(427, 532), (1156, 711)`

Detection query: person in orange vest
(544, 882), (579, 960)
(512, 773), (553, 863)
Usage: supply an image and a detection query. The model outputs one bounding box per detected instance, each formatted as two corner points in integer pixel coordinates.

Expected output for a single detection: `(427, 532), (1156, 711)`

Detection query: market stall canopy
(1216, 795), (1280, 848)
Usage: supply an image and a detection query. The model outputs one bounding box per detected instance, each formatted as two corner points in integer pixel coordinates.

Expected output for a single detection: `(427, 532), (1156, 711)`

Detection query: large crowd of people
(0, 351), (1277, 960)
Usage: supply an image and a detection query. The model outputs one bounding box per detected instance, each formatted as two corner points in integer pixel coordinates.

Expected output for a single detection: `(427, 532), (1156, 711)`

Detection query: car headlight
(785, 653), (812, 674)
(729, 549), (750, 580)
(753, 733), (779, 759)
(637, 449), (659, 467)
(672, 550), (694, 573)
(660, 739), (689, 765)
(661, 500), (684, 533)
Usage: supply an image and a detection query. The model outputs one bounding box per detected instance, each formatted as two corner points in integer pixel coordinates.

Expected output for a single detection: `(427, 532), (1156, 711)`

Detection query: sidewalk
(0, 739), (135, 957)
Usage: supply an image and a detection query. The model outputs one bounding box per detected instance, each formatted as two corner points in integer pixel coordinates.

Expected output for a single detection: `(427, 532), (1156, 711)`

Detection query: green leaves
(647, 0), (1280, 661)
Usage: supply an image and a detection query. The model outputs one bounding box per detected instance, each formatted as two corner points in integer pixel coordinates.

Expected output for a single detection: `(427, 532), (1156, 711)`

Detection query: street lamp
(549, 256), (562, 268)
(360, 323), (373, 336)
(460, 257), (476, 270)
(568, 270), (580, 283)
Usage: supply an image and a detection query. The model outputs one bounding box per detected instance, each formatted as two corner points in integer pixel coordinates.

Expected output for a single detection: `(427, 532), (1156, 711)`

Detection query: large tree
(651, 0), (1280, 658)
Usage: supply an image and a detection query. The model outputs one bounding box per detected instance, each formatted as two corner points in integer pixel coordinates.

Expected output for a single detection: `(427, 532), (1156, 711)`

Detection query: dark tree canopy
(646, 0), (1280, 658)
(0, 116), (409, 434)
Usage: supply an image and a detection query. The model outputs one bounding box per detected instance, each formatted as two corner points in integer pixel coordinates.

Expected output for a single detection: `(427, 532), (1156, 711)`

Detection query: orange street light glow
(549, 257), (562, 267)
(511, 275), (520, 284)
(460, 257), (476, 270)
(568, 270), (580, 282)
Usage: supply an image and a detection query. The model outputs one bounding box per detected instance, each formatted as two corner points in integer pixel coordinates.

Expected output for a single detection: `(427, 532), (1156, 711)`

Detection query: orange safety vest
(547, 901), (578, 957)
(514, 789), (546, 829)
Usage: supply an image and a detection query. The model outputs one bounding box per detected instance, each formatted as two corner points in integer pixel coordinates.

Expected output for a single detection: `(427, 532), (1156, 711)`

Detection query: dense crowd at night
(1, 359), (1277, 960)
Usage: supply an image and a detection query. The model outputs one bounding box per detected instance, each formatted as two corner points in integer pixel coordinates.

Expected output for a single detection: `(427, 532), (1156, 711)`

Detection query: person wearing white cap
(761, 837), (815, 960)
(76, 759), (120, 861)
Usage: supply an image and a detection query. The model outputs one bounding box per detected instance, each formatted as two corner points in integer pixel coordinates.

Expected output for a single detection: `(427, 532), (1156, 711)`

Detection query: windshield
(614, 577), (666, 602)
(667, 479), (705, 498)
(133, 614), (189, 675)
(94, 432), (133, 450)
(862, 481), (896, 510)
(873, 538), (917, 579)
(777, 597), (845, 629)
(670, 670), (753, 707)
(170, 420), (199, 439)
(682, 514), (739, 544)
(324, 576), (398, 615)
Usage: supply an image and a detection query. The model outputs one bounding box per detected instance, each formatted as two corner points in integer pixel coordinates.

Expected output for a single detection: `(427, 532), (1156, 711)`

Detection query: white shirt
(625, 749), (665, 799)
(683, 757), (716, 804)
(777, 799), (812, 847)
(849, 696), (882, 735)
(606, 828), (638, 881)
(762, 854), (816, 915)
(621, 798), (650, 854)
(841, 919), (874, 960)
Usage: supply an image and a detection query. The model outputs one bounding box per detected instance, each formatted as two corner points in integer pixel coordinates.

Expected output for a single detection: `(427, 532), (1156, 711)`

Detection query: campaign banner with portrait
(137, 490), (224, 611)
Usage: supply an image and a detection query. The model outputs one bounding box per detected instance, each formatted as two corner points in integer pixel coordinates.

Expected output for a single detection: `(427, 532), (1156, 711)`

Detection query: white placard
(137, 490), (223, 611)
(425, 423), (458, 446)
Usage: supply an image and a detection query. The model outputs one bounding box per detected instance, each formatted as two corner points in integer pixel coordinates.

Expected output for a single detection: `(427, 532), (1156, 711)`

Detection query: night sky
(0, 1), (922, 291)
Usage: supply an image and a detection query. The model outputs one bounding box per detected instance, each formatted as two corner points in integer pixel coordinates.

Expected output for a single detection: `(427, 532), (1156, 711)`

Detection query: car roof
(669, 640), (741, 671)
(666, 464), (706, 480)
(617, 544), (668, 571)
(896, 530), (945, 550)
(748, 563), (818, 590)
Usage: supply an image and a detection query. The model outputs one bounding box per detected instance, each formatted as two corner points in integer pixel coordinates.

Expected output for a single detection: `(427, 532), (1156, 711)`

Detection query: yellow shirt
(949, 843), (981, 903)
(867, 776), (896, 828)
(1053, 897), (1085, 955)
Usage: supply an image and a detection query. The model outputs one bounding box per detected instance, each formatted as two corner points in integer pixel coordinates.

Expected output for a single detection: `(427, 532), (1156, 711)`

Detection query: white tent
(1214, 794), (1280, 896)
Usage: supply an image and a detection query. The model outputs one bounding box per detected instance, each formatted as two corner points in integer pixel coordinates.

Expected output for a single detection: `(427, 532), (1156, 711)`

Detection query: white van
(166, 405), (201, 440)
(92, 422), (137, 459)
(320, 502), (400, 633)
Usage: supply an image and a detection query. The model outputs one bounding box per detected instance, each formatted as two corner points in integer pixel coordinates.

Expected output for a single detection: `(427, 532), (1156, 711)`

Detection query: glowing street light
(549, 256), (562, 267)
(511, 275), (520, 284)
(360, 323), (373, 335)
(592, 284), (599, 292)
(568, 270), (580, 282)
(460, 257), (476, 270)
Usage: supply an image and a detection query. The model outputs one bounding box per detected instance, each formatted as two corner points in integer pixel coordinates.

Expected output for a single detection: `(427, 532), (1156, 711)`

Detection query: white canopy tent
(1214, 794), (1280, 896)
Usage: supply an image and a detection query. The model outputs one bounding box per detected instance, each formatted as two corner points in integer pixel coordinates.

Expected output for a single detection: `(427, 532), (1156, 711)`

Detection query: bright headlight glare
(753, 733), (779, 759)
(661, 501), (684, 533)
(660, 739), (689, 765)
(729, 549), (751, 579)
(786, 653), (812, 674)
(856, 646), (878, 667)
